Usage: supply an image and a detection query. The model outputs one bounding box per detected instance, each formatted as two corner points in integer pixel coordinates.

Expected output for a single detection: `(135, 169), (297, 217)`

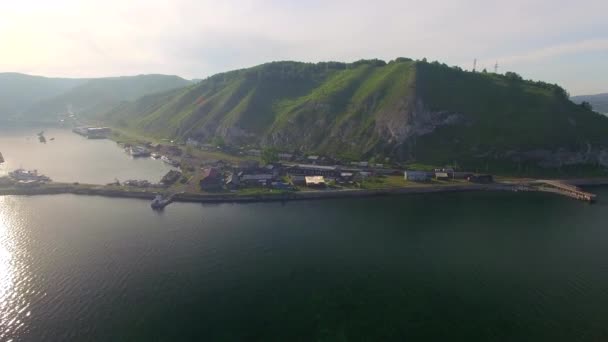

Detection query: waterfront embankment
(1, 179), (605, 204)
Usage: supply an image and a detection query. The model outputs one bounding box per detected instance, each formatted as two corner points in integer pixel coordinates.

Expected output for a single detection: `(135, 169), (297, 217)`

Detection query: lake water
(1, 126), (608, 341)
(0, 125), (173, 184)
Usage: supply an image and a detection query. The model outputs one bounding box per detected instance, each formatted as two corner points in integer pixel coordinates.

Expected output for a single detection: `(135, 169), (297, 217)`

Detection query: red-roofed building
(199, 167), (223, 191)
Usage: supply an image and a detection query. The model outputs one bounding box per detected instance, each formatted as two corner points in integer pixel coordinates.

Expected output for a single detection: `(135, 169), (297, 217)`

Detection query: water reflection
(0, 197), (30, 340)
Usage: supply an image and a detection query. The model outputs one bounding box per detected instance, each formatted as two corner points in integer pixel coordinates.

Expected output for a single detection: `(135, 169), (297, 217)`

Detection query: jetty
(534, 180), (597, 202)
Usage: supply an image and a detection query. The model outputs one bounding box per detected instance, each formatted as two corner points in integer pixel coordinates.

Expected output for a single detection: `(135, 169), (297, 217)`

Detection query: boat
(161, 155), (180, 167)
(9, 169), (51, 182)
(128, 146), (151, 157)
(150, 194), (173, 210)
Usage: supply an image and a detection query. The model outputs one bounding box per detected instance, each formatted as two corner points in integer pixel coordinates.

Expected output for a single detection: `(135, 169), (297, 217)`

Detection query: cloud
(0, 0), (607, 93)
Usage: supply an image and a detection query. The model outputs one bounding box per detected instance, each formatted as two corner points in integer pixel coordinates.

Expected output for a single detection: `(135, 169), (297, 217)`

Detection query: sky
(0, 0), (606, 95)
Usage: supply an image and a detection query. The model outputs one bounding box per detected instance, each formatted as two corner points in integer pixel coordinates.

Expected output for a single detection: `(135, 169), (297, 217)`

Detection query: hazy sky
(1, 0), (606, 95)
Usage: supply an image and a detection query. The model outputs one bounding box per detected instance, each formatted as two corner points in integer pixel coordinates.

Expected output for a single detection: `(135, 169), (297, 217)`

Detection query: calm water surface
(0, 125), (173, 184)
(1, 126), (608, 341)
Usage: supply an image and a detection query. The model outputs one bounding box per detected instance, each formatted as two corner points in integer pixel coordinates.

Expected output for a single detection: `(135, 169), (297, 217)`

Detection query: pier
(535, 180), (597, 202)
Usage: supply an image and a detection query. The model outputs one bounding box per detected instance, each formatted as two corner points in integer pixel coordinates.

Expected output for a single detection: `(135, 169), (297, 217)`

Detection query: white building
(404, 170), (431, 182)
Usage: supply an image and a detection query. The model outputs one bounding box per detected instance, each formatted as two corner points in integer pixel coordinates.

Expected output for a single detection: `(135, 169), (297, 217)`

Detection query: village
(110, 134), (497, 195)
(0, 128), (600, 208)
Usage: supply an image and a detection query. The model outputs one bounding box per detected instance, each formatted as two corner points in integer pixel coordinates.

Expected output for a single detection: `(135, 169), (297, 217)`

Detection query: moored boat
(128, 146), (151, 157)
(151, 194), (173, 210)
(161, 155), (180, 167)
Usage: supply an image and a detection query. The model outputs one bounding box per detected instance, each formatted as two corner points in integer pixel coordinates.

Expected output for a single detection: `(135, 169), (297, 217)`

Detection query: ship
(150, 194), (173, 210)
(161, 155), (180, 167)
(128, 146), (151, 158)
(9, 169), (51, 182)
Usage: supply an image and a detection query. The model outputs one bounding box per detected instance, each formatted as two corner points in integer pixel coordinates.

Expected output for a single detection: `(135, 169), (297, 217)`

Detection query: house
(225, 173), (240, 189)
(286, 164), (341, 177)
(351, 161), (369, 168)
(199, 168), (223, 191)
(435, 172), (451, 181)
(186, 138), (201, 147)
(404, 170), (431, 182)
(278, 153), (293, 161)
(339, 172), (355, 182)
(307, 155), (320, 163)
(240, 174), (274, 187)
(290, 175), (306, 186)
(467, 174), (494, 183)
(247, 149), (262, 157)
(305, 176), (326, 188)
(238, 160), (260, 171)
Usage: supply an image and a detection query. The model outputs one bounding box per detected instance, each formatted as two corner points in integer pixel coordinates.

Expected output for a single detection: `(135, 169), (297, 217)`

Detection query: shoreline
(1, 179), (606, 204)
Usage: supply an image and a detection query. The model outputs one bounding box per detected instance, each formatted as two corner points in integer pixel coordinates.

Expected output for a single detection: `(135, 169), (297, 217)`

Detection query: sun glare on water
(0, 197), (31, 340)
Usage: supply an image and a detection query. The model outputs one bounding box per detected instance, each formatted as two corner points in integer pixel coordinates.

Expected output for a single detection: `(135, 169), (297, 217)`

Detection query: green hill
(571, 93), (608, 114)
(0, 73), (88, 119)
(106, 59), (608, 172)
(21, 74), (192, 121)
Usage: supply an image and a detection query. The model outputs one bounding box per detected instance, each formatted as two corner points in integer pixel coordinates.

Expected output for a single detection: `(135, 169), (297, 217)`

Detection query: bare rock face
(375, 98), (469, 144)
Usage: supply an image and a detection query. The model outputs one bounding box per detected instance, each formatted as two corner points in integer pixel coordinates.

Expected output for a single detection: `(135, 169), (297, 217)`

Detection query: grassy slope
(413, 62), (608, 171)
(105, 60), (608, 171)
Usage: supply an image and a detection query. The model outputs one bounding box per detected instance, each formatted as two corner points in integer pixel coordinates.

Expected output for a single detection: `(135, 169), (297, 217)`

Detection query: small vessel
(161, 155), (180, 167)
(150, 194), (172, 210)
(128, 146), (151, 157)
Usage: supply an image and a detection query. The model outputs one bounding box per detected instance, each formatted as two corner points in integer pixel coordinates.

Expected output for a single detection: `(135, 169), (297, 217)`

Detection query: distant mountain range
(0, 73), (192, 121)
(3, 60), (608, 172)
(571, 93), (608, 114)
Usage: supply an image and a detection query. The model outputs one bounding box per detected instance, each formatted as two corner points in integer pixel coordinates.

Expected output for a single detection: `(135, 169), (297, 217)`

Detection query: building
(404, 170), (431, 182)
(467, 174), (494, 183)
(339, 172), (355, 182)
(247, 149), (262, 157)
(305, 176), (326, 188)
(186, 138), (201, 147)
(435, 172), (451, 181)
(225, 173), (240, 189)
(199, 168), (223, 191)
(238, 160), (260, 171)
(290, 175), (306, 186)
(72, 126), (111, 139)
(240, 174), (274, 187)
(278, 153), (293, 161)
(286, 164), (341, 177)
(307, 155), (320, 163)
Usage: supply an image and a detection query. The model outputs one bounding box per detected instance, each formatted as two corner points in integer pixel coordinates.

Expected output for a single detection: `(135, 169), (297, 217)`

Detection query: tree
(211, 136), (225, 148)
(261, 148), (279, 164)
(581, 101), (594, 111)
(505, 71), (523, 81)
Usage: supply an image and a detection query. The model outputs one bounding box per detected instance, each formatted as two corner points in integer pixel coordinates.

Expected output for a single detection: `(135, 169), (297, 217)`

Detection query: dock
(535, 180), (597, 202)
